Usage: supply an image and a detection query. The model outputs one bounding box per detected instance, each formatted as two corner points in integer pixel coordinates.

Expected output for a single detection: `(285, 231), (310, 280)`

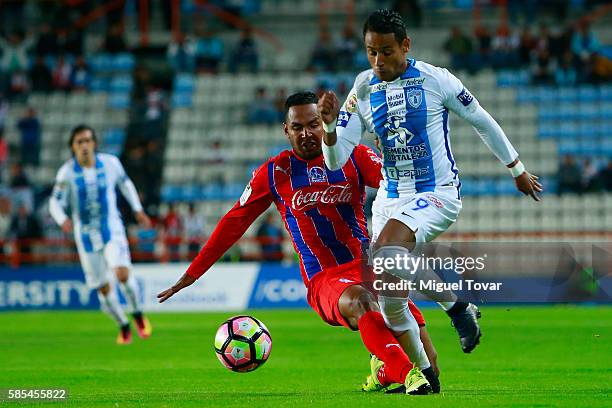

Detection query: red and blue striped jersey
(186, 145), (383, 283)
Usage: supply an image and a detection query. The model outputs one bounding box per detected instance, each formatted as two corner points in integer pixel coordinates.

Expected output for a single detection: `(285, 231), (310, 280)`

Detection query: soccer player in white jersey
(319, 9), (542, 386)
(49, 125), (153, 344)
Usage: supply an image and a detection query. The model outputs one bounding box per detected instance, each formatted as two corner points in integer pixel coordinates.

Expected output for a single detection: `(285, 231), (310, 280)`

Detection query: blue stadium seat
(537, 123), (558, 138)
(578, 103), (599, 121)
(537, 106), (557, 121)
(174, 74), (195, 93)
(90, 54), (113, 73)
(558, 122), (579, 138)
(89, 77), (110, 92)
(104, 128), (126, 145)
(578, 122), (598, 138)
(161, 185), (182, 202)
(516, 87), (537, 104)
(101, 144), (123, 156)
(578, 86), (598, 102)
(110, 75), (133, 92)
(558, 140), (579, 155)
(600, 85), (612, 101)
(536, 87), (556, 103)
(171, 92), (193, 108)
(201, 184), (223, 200)
(556, 87), (577, 102)
(601, 103), (612, 120)
(223, 183), (244, 200)
(108, 93), (130, 109)
(112, 53), (135, 72)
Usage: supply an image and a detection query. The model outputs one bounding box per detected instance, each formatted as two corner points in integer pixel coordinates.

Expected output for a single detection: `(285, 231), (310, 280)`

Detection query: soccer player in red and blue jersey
(158, 92), (439, 394)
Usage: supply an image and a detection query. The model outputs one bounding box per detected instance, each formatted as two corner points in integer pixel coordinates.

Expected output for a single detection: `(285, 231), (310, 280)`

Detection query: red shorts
(306, 260), (426, 329)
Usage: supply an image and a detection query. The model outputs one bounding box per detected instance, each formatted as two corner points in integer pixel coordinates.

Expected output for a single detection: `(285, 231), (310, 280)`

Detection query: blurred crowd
(557, 155), (612, 195)
(443, 19), (611, 84)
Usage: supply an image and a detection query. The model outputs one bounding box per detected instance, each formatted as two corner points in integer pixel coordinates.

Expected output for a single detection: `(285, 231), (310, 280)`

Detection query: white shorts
(372, 185), (462, 244)
(76, 236), (132, 289)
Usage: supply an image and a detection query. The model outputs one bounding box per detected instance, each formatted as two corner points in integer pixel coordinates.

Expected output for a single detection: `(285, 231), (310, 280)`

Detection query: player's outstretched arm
(319, 90), (362, 170)
(508, 158), (543, 201)
(157, 272), (196, 303)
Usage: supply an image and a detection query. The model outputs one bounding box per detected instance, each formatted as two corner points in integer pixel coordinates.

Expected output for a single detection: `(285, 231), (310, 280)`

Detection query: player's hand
(157, 273), (196, 303)
(135, 211), (152, 228)
(317, 91), (340, 127)
(514, 171), (543, 201)
(61, 219), (73, 234)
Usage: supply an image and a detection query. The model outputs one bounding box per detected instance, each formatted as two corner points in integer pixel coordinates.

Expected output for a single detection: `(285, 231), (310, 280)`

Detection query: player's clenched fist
(317, 91), (340, 129)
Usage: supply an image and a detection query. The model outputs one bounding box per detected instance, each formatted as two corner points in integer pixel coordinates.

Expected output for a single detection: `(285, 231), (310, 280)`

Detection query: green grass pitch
(1, 306), (610, 407)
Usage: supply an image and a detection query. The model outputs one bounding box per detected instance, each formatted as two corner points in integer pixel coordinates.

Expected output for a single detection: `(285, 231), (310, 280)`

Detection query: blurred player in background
(319, 8), (543, 379)
(158, 92), (440, 395)
(49, 125), (153, 345)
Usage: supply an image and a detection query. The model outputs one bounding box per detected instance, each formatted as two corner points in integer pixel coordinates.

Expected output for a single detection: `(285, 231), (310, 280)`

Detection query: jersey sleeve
(322, 86), (364, 170)
(439, 68), (519, 166)
(352, 145), (383, 188)
(185, 162), (274, 279)
(112, 156), (144, 213)
(49, 164), (70, 226)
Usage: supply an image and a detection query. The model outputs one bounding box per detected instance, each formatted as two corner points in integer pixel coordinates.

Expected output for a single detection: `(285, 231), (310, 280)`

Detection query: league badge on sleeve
(240, 183), (252, 206)
(457, 88), (474, 107)
(346, 93), (358, 113)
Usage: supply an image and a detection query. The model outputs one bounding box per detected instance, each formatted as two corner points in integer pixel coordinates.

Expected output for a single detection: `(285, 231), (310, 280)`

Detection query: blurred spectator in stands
(71, 56), (90, 91)
(586, 52), (612, 83)
(335, 26), (360, 71)
(534, 24), (552, 56)
(557, 155), (582, 195)
(598, 159), (612, 192)
(231, 28), (259, 73)
(551, 24), (575, 62)
(167, 32), (196, 73)
(0, 132), (7, 181)
(491, 25), (520, 69)
(518, 27), (536, 67)
(35, 24), (58, 57)
(142, 139), (163, 207)
(52, 55), (73, 92)
(144, 86), (168, 141)
(508, 0), (536, 25)
(8, 69), (29, 101)
(443, 26), (474, 73)
(0, 93), (8, 134)
(102, 24), (127, 54)
(257, 213), (283, 262)
(0, 196), (11, 253)
(17, 108), (41, 167)
(162, 203), (183, 260)
(247, 87), (277, 125)
(531, 49), (554, 85)
(29, 56), (53, 93)
(0, 32), (32, 73)
(555, 51), (578, 86)
(10, 203), (42, 262)
(309, 29), (335, 72)
(195, 27), (224, 73)
(571, 20), (600, 63)
(581, 158), (600, 192)
(57, 28), (84, 57)
(183, 203), (205, 256)
(9, 163), (32, 208)
(274, 88), (287, 122)
(0, 0), (26, 36)
(474, 25), (492, 69)
(392, 0), (422, 28)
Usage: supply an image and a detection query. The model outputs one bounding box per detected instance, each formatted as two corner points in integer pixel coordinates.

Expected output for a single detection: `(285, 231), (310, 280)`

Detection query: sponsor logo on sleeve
(239, 183), (252, 206)
(338, 110), (351, 128)
(457, 88), (474, 107)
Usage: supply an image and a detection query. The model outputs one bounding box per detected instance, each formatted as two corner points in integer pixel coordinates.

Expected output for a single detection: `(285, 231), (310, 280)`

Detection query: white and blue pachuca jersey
(323, 59), (519, 198)
(49, 153), (143, 252)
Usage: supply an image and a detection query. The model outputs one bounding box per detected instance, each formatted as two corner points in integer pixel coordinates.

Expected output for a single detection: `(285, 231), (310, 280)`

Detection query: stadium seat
(111, 53), (135, 72)
(108, 93), (130, 109)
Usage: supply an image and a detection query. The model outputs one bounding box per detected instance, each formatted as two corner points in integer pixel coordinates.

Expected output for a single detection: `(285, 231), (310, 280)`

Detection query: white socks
(98, 288), (128, 326)
(119, 275), (142, 314)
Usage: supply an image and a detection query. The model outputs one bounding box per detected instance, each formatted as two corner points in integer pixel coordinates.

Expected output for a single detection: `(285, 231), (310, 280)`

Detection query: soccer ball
(214, 315), (272, 372)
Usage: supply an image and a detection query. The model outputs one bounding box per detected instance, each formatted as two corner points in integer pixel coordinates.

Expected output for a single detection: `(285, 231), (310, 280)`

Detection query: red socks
(357, 311), (413, 385)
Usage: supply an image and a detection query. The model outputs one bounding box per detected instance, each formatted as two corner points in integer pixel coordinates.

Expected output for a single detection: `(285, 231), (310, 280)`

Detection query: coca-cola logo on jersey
(291, 184), (353, 211)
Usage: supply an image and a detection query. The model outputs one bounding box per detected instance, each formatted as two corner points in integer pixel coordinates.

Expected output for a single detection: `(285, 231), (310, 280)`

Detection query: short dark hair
(284, 91), (318, 120)
(68, 124), (97, 148)
(363, 9), (407, 43)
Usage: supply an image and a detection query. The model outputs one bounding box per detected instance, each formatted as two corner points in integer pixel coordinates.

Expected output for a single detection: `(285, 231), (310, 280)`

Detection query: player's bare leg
(338, 285), (433, 395)
(115, 266), (151, 339)
(97, 283), (131, 344)
(374, 219), (481, 353)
